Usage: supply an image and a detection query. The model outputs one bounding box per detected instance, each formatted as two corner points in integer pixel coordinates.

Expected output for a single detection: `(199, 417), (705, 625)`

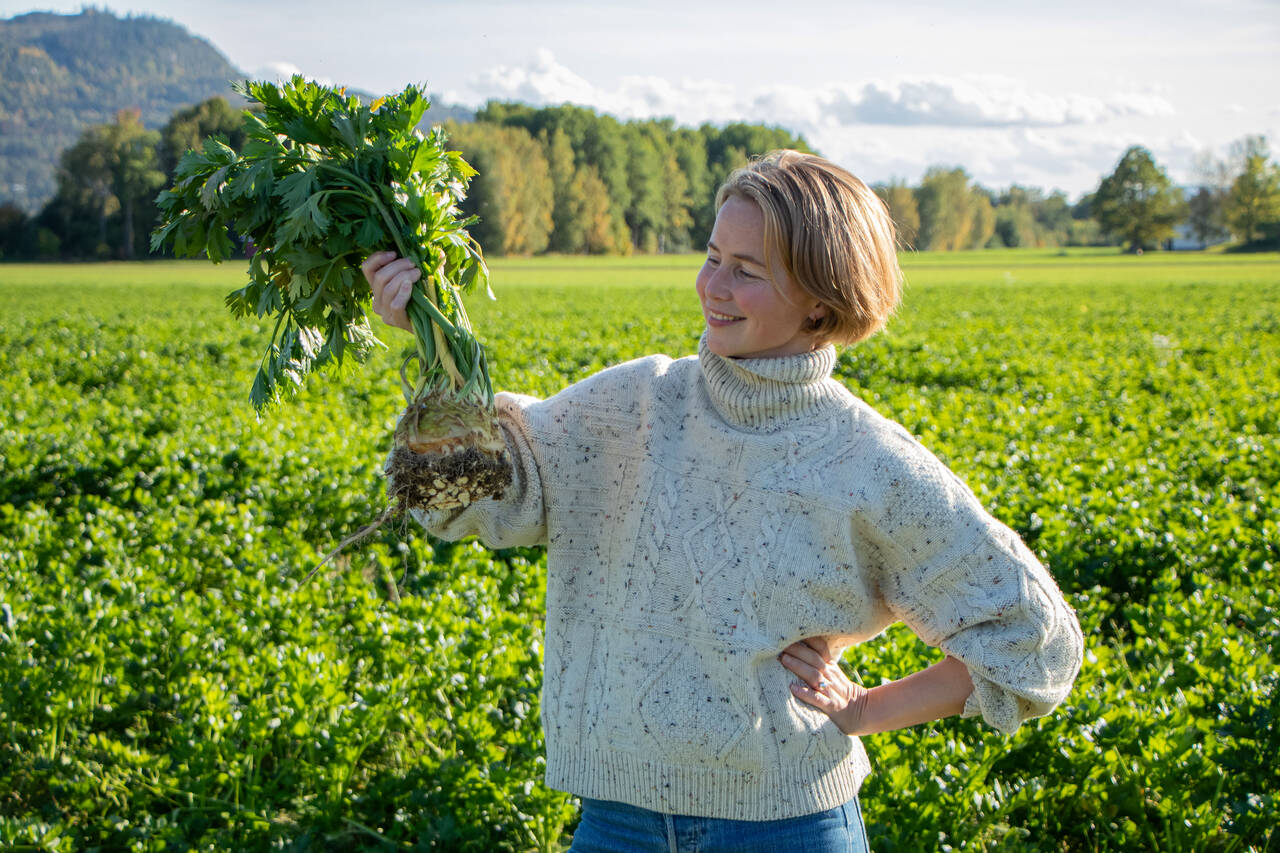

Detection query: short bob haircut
(715, 150), (902, 346)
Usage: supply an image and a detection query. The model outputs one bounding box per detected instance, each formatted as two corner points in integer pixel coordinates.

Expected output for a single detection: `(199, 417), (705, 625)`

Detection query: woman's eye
(738, 268), (759, 280)
(706, 255), (720, 267)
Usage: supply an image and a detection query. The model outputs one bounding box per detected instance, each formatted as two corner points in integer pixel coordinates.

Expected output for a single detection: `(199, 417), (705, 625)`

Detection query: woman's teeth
(709, 310), (741, 321)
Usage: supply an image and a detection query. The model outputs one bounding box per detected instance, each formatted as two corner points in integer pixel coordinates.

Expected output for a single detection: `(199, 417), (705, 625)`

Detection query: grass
(1, 248), (1278, 852)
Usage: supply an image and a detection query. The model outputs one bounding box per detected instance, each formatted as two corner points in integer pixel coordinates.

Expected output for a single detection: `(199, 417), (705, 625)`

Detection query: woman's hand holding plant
(363, 251), (418, 333)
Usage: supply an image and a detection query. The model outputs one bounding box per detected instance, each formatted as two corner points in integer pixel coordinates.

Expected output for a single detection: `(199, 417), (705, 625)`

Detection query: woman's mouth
(706, 309), (743, 326)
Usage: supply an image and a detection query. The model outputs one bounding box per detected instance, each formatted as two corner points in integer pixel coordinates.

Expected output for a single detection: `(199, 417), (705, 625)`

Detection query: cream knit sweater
(417, 335), (1083, 821)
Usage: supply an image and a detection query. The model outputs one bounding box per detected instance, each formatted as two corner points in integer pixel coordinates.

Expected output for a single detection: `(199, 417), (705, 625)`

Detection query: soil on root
(386, 444), (512, 512)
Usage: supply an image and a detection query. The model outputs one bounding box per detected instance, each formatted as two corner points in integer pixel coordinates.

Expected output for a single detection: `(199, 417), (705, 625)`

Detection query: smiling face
(695, 195), (826, 359)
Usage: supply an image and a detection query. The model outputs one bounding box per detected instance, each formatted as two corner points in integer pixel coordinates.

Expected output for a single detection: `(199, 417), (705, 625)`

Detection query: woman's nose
(705, 267), (731, 300)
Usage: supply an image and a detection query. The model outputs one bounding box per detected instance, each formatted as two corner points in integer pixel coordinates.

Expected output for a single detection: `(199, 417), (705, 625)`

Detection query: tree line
(876, 139), (1280, 252)
(445, 102), (812, 256)
(1, 96), (1278, 261)
(0, 97), (246, 261)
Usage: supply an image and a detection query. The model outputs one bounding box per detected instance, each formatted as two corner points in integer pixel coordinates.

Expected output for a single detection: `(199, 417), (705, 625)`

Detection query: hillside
(0, 9), (474, 213)
(0, 9), (246, 212)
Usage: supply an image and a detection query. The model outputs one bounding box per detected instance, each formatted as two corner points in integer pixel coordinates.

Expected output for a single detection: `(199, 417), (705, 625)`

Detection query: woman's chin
(703, 327), (742, 358)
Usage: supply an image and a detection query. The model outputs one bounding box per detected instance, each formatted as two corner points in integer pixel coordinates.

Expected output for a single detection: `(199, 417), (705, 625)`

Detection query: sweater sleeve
(856, 432), (1084, 735)
(404, 391), (548, 548)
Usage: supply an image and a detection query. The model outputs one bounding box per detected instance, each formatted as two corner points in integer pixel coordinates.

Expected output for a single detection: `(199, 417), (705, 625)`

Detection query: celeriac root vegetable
(152, 76), (512, 533)
(388, 392), (510, 510)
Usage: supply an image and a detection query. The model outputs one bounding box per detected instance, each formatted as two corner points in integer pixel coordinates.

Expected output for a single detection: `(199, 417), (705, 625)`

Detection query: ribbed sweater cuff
(545, 742), (872, 821)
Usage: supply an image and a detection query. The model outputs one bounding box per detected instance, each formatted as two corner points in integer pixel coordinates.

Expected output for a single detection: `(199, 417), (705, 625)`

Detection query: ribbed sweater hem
(544, 742), (872, 821)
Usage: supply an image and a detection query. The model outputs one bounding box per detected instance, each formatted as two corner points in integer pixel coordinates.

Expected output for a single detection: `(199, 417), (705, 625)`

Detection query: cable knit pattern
(416, 334), (1084, 820)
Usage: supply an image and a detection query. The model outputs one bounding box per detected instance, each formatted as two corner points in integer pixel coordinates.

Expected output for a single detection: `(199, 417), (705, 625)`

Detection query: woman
(363, 150), (1083, 852)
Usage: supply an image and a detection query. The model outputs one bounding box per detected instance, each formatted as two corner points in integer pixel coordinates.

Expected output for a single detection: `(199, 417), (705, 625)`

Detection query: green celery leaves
(152, 76), (492, 412)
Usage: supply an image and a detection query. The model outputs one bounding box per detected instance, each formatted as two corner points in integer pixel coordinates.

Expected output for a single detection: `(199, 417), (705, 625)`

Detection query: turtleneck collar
(697, 332), (845, 432)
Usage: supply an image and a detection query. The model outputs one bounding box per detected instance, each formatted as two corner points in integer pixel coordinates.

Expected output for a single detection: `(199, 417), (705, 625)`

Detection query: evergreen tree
(672, 128), (712, 248)
(625, 124), (666, 252)
(541, 127), (579, 253)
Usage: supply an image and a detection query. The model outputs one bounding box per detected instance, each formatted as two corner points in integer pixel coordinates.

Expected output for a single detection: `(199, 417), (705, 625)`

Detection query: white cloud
(470, 48), (597, 107)
(252, 61), (335, 87)
(254, 61), (303, 81)
(828, 78), (1174, 127)
(463, 53), (1175, 131)
(454, 51), (1211, 196)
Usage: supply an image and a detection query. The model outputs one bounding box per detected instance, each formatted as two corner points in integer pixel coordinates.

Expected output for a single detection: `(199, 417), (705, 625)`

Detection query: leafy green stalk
(152, 76), (494, 412)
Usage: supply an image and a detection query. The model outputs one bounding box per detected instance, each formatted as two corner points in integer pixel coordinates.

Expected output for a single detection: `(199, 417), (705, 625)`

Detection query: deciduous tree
(0, 202), (34, 259)
(50, 108), (165, 258)
(447, 122), (553, 256)
(672, 129), (711, 249)
(568, 165), (626, 254)
(625, 124), (666, 252)
(1187, 149), (1232, 245)
(915, 167), (992, 250)
(874, 181), (920, 247)
(159, 96), (247, 175)
(1187, 187), (1229, 245)
(1093, 146), (1185, 251)
(1224, 136), (1280, 244)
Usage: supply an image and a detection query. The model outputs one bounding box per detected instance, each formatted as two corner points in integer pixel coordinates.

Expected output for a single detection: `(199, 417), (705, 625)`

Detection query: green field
(1, 250), (1278, 851)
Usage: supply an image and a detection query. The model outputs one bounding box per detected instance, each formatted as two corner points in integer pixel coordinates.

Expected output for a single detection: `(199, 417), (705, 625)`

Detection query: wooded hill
(0, 9), (248, 212)
(0, 9), (471, 214)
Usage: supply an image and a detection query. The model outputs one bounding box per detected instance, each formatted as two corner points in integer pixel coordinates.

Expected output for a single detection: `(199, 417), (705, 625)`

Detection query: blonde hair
(715, 150), (902, 346)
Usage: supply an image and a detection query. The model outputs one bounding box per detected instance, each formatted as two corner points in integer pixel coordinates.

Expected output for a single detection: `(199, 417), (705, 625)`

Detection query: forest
(0, 93), (1277, 262)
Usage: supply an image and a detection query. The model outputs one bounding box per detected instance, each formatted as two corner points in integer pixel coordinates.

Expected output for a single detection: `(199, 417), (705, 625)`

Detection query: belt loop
(665, 813), (678, 853)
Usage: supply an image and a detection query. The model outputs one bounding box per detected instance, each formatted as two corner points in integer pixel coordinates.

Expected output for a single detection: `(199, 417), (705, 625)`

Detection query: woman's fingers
(789, 680), (841, 713)
(381, 265), (419, 311)
(781, 641), (831, 673)
(362, 252), (418, 331)
(778, 638), (870, 736)
(779, 639), (858, 719)
(779, 644), (834, 689)
(790, 640), (830, 664)
(362, 251), (397, 299)
(361, 250), (395, 279)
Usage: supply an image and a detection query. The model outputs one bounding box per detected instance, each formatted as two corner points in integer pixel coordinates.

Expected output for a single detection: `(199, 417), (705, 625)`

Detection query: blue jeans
(568, 796), (870, 853)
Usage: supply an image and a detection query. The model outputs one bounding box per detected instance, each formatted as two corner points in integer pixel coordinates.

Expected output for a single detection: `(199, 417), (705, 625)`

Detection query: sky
(5, 0), (1279, 198)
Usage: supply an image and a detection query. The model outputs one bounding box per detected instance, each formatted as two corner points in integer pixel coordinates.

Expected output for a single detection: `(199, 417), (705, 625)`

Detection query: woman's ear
(805, 304), (827, 332)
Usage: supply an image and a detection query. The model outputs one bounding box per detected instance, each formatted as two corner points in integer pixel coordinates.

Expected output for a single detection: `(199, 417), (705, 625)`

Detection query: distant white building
(1168, 186), (1231, 251)
(1168, 221), (1229, 251)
